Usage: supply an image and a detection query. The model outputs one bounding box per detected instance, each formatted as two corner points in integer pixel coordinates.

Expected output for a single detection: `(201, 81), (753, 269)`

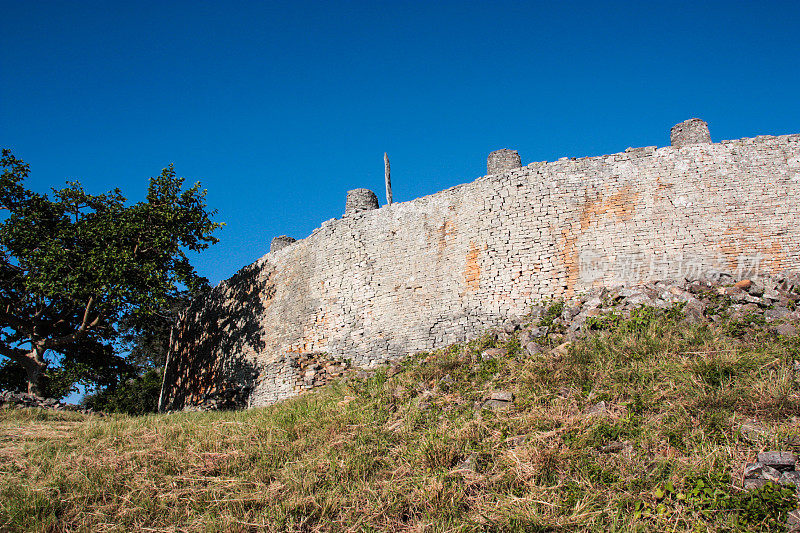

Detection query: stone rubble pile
(743, 451), (800, 490)
(497, 272), (800, 357)
(0, 391), (96, 414)
(289, 352), (350, 393)
(743, 451), (800, 531)
(188, 386), (253, 411)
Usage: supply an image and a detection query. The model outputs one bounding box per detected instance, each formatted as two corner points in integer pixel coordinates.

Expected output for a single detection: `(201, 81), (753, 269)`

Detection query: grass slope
(2, 307), (800, 532)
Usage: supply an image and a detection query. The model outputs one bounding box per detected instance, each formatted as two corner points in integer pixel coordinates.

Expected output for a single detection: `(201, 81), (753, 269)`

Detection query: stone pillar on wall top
(344, 188), (379, 217)
(670, 118), (712, 147)
(487, 149), (522, 175)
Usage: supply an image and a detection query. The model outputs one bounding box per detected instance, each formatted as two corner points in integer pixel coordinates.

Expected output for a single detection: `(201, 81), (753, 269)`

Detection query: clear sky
(2, 0), (799, 286)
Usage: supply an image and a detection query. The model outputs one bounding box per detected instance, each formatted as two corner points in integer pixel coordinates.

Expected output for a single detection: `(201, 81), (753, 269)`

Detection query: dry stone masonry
(270, 235), (296, 253)
(487, 149), (522, 175)
(670, 118), (712, 147)
(161, 120), (800, 410)
(344, 188), (379, 216)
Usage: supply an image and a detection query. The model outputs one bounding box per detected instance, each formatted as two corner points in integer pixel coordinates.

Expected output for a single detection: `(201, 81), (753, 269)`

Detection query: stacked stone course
(161, 120), (800, 410)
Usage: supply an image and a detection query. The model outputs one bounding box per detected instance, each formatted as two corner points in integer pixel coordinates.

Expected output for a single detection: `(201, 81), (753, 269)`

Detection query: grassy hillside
(2, 302), (800, 532)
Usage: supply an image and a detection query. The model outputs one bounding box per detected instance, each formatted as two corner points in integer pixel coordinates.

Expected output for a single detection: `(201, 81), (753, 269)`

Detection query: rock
(600, 441), (631, 453)
(735, 279), (753, 290)
(743, 295), (767, 306)
(505, 435), (528, 447)
(780, 471), (800, 487)
(761, 465), (783, 482)
(688, 282), (708, 294)
(625, 293), (653, 307)
(482, 399), (511, 411)
(787, 509), (800, 533)
(552, 342), (571, 357)
(583, 297), (602, 310)
(451, 453), (477, 474)
(503, 318), (523, 334)
(774, 324), (798, 336)
(524, 342), (543, 357)
(481, 348), (504, 360)
(529, 326), (549, 338)
(738, 421), (770, 443)
(744, 478), (769, 490)
(529, 305), (546, 321)
(584, 400), (608, 417)
(757, 451), (796, 471)
(744, 463), (767, 479)
(763, 289), (782, 302)
(765, 307), (791, 321)
(683, 305), (706, 324)
(490, 391), (514, 402)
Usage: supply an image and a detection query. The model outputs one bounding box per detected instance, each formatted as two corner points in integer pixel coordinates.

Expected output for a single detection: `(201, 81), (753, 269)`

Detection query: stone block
(489, 391), (514, 402)
(757, 451), (796, 471)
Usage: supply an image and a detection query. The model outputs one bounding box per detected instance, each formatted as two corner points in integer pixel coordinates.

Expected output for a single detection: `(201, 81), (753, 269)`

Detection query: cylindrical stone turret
(487, 149), (522, 175)
(670, 118), (712, 147)
(270, 235), (296, 253)
(344, 188), (379, 216)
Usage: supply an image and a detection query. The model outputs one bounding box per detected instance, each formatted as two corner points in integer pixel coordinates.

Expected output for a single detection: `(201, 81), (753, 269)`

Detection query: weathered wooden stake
(384, 152), (392, 205)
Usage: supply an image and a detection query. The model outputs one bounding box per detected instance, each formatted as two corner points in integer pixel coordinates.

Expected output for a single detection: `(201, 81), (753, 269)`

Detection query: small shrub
(736, 482), (797, 529)
(83, 369), (162, 415)
(539, 300), (565, 327)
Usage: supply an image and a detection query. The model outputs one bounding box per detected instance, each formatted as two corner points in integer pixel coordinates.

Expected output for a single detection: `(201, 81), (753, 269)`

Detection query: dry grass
(2, 310), (799, 532)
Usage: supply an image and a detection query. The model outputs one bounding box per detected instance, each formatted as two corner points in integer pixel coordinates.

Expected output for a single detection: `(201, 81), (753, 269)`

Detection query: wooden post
(384, 152), (392, 206)
(157, 325), (174, 412)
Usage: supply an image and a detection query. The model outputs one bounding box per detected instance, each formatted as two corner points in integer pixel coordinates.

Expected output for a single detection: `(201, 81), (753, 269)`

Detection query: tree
(0, 149), (222, 395)
(79, 291), (193, 413)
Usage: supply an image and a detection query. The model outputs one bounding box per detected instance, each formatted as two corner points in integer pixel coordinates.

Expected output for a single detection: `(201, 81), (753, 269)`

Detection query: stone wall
(161, 123), (800, 410)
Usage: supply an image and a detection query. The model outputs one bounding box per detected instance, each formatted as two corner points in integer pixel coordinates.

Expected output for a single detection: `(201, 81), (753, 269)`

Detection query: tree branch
(0, 342), (29, 364)
(43, 297), (105, 349)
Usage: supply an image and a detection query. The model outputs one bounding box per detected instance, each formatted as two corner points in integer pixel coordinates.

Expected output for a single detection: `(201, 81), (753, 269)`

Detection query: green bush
(83, 369), (162, 415)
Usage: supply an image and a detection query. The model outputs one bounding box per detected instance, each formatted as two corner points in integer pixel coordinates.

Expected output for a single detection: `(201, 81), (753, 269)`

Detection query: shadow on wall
(162, 262), (275, 410)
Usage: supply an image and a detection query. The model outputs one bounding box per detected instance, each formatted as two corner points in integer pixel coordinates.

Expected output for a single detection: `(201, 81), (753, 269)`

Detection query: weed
(539, 299), (565, 327)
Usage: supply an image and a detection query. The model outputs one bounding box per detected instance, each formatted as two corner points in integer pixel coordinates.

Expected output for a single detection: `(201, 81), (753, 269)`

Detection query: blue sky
(2, 0), (799, 286)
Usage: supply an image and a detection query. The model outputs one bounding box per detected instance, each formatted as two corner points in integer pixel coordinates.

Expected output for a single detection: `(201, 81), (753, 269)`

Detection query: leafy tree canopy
(0, 149), (222, 396)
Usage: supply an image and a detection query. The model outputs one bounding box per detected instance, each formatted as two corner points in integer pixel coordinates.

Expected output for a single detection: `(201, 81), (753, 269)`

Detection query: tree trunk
(20, 352), (46, 397)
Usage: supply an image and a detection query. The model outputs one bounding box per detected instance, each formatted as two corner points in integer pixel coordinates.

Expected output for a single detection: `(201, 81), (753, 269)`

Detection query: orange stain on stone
(579, 185), (641, 231)
(720, 225), (790, 274)
(558, 185), (642, 297)
(464, 241), (481, 292)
